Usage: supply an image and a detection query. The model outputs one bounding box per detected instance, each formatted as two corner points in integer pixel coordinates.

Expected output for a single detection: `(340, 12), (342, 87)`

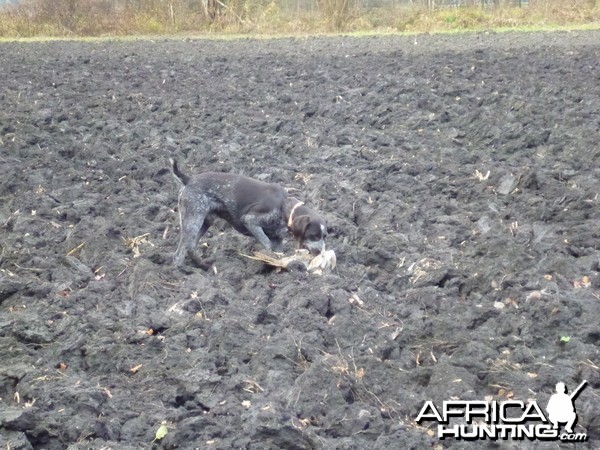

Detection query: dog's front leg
(270, 224), (288, 254)
(241, 214), (273, 251)
(270, 236), (284, 254)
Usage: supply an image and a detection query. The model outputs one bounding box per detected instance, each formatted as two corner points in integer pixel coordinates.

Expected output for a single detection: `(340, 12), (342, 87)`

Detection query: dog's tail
(169, 158), (190, 186)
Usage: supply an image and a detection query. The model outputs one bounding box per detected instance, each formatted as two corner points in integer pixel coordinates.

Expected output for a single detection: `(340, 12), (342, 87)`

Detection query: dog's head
(289, 212), (328, 255)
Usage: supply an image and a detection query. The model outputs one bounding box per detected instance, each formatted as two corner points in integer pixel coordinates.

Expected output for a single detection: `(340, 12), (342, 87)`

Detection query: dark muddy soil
(1, 31), (599, 449)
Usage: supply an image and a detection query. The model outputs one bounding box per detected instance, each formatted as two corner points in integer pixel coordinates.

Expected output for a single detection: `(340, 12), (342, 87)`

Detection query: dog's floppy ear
(290, 215), (311, 240)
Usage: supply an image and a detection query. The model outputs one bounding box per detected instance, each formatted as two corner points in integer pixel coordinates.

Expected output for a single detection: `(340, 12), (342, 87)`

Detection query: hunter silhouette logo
(546, 380), (587, 434)
(416, 380), (589, 442)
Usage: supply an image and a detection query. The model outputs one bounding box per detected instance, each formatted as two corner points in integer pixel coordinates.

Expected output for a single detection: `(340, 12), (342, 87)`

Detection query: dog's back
(170, 159), (286, 207)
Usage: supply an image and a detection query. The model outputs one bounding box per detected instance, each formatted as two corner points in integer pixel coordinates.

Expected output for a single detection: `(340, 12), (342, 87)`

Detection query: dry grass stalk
(240, 249), (336, 274)
(123, 233), (153, 258)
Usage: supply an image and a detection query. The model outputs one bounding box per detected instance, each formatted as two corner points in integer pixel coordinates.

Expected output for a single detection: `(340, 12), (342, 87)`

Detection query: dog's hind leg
(174, 218), (209, 266)
(173, 193), (211, 266)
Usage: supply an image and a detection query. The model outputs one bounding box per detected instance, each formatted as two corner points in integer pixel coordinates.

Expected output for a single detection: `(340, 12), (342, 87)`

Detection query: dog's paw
(147, 252), (167, 265)
(190, 254), (214, 271)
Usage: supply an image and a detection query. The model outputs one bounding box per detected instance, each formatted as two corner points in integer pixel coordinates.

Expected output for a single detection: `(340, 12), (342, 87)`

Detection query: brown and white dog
(170, 159), (327, 267)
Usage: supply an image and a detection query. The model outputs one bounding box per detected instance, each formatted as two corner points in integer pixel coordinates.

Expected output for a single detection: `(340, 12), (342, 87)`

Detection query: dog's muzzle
(303, 239), (326, 256)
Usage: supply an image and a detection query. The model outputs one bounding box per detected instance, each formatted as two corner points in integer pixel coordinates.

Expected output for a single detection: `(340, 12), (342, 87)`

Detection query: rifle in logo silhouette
(569, 380), (588, 401)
